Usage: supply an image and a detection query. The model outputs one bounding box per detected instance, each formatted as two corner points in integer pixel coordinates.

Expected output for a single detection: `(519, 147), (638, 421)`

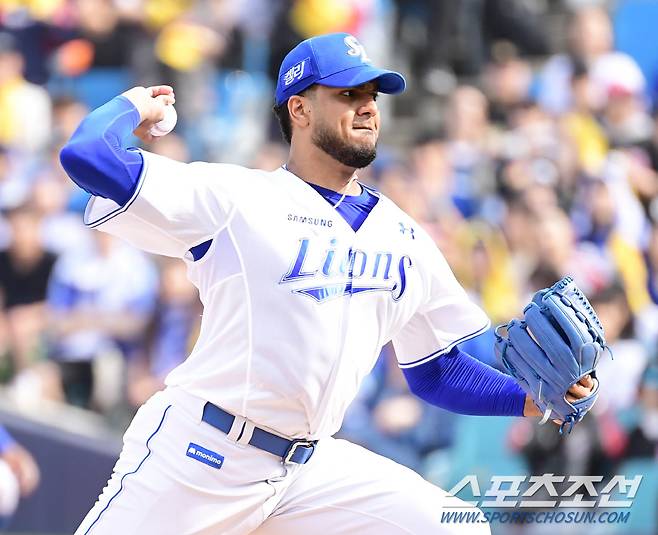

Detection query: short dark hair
(272, 101), (293, 144)
(272, 86), (316, 145)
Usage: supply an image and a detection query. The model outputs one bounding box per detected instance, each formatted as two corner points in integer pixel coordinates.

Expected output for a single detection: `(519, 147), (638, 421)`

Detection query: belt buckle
(283, 440), (315, 464)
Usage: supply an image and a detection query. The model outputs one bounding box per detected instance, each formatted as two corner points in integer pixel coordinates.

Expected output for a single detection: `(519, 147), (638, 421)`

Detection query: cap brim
(318, 66), (406, 94)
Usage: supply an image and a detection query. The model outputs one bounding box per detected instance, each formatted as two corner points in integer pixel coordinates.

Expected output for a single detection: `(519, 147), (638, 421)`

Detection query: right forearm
(59, 96), (144, 205)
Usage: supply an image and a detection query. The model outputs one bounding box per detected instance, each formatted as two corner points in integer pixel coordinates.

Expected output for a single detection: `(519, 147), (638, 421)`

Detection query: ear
(288, 95), (311, 129)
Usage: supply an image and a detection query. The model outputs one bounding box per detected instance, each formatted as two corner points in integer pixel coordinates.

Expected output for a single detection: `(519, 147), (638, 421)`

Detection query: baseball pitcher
(60, 33), (604, 535)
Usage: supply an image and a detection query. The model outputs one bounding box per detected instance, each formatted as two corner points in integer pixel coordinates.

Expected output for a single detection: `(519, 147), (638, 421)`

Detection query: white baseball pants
(75, 387), (490, 535)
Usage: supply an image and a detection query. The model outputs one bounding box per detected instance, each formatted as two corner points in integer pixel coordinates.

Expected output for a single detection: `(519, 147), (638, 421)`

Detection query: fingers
(148, 85), (174, 97)
(565, 375), (597, 403)
(566, 384), (589, 402)
(154, 93), (175, 106)
(579, 374), (594, 389)
(131, 91), (175, 142)
(567, 383), (590, 398)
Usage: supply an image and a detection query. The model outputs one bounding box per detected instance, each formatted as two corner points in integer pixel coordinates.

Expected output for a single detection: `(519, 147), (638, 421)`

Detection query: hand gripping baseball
(494, 277), (609, 434)
(121, 85), (176, 142)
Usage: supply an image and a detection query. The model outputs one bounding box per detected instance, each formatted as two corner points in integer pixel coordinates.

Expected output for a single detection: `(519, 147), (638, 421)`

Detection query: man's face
(306, 82), (380, 169)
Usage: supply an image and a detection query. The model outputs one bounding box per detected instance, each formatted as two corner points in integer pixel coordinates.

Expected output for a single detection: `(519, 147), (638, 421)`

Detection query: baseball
(148, 104), (177, 137)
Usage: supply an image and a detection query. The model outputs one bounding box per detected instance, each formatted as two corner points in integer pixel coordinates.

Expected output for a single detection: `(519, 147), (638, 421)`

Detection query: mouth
(352, 125), (376, 135)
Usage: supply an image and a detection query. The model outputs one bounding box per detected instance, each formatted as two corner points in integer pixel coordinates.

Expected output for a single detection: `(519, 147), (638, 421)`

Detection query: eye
(371, 92), (379, 101)
(341, 90), (354, 98)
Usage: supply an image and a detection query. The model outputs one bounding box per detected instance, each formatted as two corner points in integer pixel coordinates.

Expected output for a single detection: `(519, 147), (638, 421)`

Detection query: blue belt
(201, 402), (316, 464)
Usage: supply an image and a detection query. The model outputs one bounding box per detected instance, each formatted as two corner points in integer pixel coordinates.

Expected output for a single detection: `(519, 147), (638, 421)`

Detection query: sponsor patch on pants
(186, 442), (224, 469)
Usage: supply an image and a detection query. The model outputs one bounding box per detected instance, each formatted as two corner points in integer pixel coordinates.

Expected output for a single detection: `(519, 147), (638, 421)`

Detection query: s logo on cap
(344, 35), (371, 64)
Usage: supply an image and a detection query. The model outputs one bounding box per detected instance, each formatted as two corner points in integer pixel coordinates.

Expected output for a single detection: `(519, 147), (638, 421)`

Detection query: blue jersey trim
(306, 182), (379, 232)
(83, 404), (171, 534)
(360, 183), (381, 196)
(307, 182), (371, 204)
(84, 149), (148, 228)
(189, 239), (213, 261)
(398, 320), (491, 369)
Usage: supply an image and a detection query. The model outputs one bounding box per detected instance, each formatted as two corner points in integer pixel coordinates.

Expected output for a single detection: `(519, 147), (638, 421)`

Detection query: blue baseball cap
(275, 32), (406, 106)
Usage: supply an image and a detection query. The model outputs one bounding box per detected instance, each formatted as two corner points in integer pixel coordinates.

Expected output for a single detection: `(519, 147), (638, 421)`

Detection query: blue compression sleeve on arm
(0, 425), (15, 454)
(60, 96), (143, 205)
(403, 346), (526, 416)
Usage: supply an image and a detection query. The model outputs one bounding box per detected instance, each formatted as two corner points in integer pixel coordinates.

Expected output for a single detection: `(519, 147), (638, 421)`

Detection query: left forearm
(403, 346), (527, 416)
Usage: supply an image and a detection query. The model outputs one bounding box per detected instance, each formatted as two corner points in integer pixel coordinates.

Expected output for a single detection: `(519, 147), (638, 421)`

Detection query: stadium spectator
(590, 281), (650, 414)
(592, 52), (652, 149)
(0, 32), (51, 154)
(394, 0), (549, 87)
(0, 205), (57, 374)
(0, 424), (39, 528)
(46, 232), (158, 409)
(645, 221), (658, 306)
(537, 5), (614, 114)
(618, 360), (658, 461)
(444, 85), (497, 219)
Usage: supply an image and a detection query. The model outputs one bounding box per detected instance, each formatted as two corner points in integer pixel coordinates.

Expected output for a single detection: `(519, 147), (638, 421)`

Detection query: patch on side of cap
(282, 57), (313, 88)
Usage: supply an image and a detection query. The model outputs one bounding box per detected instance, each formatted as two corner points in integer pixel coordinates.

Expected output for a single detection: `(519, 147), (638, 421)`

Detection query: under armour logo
(399, 222), (415, 239)
(344, 35), (371, 63)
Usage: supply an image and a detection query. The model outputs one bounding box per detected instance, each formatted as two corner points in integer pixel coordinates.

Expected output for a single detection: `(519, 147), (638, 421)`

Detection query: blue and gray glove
(494, 277), (608, 434)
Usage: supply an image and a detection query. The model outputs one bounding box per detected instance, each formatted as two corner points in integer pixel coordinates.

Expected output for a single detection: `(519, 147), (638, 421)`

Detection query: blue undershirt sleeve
(402, 346), (526, 416)
(59, 95), (144, 206)
(0, 425), (15, 454)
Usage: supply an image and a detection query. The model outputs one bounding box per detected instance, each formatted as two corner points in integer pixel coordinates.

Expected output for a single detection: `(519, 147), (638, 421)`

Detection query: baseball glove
(494, 277), (608, 434)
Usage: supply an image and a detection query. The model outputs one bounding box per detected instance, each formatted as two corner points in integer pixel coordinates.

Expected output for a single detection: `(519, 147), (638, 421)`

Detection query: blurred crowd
(1, 0), (658, 523)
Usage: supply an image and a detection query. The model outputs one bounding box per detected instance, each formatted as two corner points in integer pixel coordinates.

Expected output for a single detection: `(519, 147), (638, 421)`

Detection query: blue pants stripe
(84, 404), (172, 534)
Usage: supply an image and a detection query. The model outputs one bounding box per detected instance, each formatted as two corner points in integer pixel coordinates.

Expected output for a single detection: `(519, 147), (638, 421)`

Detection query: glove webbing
(548, 278), (606, 349)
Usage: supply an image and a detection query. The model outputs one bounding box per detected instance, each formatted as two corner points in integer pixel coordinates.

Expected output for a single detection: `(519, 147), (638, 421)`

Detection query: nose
(357, 96), (378, 118)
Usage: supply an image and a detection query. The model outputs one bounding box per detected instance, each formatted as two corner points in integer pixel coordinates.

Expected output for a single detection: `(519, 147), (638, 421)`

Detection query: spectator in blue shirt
(47, 230), (158, 409)
(0, 425), (39, 527)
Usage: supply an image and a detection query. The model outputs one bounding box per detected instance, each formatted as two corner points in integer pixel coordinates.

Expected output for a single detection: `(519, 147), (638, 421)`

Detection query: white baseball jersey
(84, 150), (490, 440)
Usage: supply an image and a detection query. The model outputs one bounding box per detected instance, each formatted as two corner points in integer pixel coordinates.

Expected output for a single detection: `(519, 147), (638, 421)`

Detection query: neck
(286, 141), (361, 195)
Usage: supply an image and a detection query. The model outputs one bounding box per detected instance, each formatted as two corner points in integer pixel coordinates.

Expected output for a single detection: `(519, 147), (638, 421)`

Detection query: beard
(311, 121), (377, 169)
